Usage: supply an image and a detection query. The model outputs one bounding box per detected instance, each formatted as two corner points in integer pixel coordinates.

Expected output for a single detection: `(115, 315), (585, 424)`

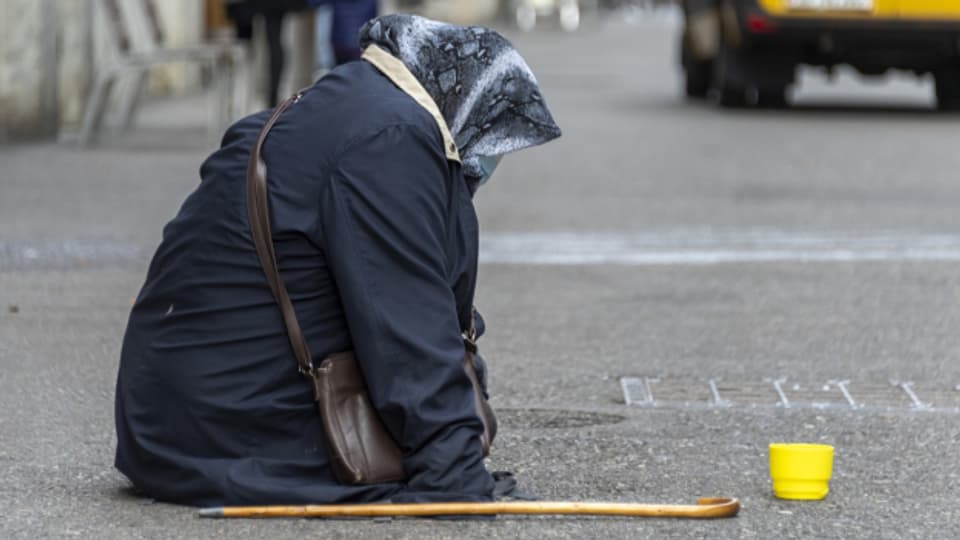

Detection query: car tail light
(746, 13), (777, 33)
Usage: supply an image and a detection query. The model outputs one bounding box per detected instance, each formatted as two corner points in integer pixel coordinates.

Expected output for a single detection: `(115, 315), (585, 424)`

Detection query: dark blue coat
(114, 59), (495, 506)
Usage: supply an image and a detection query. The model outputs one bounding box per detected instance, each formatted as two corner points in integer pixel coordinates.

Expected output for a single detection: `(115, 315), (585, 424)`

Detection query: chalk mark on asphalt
(829, 380), (860, 409)
(892, 380), (932, 411)
(621, 376), (960, 414)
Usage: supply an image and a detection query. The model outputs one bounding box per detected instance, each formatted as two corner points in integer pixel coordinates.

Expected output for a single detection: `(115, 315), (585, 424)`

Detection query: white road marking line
(769, 377), (791, 409)
(644, 377), (658, 406)
(829, 379), (860, 410)
(708, 379), (731, 408)
(621, 377), (960, 414)
(619, 377), (638, 406)
(480, 231), (960, 265)
(620, 377), (655, 406)
(892, 380), (932, 411)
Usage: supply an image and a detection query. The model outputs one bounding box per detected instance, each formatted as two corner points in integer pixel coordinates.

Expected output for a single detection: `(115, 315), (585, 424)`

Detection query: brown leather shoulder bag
(245, 93), (495, 485)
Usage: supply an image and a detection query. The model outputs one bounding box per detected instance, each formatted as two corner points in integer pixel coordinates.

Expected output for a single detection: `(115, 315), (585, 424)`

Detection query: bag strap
(246, 91), (480, 383)
(245, 92), (317, 381)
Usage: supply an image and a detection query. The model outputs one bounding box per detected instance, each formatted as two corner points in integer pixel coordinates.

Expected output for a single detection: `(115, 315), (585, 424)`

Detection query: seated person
(114, 14), (561, 506)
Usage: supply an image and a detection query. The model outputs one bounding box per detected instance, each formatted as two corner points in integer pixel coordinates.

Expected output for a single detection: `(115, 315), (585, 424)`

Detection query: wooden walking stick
(199, 497), (740, 519)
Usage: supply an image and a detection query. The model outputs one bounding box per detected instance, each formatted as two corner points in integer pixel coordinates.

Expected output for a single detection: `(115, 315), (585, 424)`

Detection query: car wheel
(756, 87), (788, 108)
(935, 68), (960, 111)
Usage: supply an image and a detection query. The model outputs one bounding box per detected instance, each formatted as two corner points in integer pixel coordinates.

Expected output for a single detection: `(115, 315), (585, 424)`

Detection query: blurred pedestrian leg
(308, 0), (379, 66)
(264, 12), (285, 106)
(226, 0), (309, 105)
(315, 4), (336, 74)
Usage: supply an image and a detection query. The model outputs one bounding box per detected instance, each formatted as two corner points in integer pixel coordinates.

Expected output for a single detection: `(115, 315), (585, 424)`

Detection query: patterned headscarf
(359, 14), (562, 181)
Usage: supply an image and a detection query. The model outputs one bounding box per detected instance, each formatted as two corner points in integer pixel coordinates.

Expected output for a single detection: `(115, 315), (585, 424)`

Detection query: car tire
(935, 68), (960, 111)
(756, 87), (788, 108)
(717, 86), (747, 108)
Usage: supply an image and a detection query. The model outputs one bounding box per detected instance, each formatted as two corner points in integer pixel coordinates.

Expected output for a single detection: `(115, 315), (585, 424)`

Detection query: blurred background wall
(421, 0), (498, 25)
(0, 0), (566, 142)
(1, 0), (62, 141)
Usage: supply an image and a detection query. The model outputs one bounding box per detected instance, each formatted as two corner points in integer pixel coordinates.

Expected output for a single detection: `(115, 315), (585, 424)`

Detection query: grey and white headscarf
(359, 14), (562, 182)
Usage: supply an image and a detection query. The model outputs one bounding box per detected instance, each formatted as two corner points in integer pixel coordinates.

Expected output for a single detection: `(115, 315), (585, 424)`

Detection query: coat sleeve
(318, 123), (495, 502)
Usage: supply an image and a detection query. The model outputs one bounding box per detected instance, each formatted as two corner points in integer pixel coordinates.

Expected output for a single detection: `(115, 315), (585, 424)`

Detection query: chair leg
(117, 68), (150, 132)
(217, 58), (234, 130)
(78, 70), (117, 147)
(232, 47), (251, 118)
(222, 55), (239, 121)
(219, 63), (232, 134)
(206, 58), (228, 140)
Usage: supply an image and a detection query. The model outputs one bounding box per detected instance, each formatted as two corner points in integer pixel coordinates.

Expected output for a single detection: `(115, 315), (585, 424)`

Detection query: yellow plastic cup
(769, 443), (834, 500)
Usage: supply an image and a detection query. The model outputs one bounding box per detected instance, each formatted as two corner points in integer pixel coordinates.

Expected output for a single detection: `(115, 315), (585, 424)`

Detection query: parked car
(680, 0), (960, 108)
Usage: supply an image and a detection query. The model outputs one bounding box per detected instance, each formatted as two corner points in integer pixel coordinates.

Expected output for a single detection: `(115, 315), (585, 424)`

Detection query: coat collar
(362, 44), (462, 164)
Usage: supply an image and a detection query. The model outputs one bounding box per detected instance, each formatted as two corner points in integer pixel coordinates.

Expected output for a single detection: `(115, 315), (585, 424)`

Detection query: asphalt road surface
(2, 9), (959, 540)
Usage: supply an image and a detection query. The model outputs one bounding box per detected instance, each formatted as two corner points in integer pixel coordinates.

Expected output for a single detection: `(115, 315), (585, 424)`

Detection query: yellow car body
(680, 0), (960, 108)
(756, 0), (960, 21)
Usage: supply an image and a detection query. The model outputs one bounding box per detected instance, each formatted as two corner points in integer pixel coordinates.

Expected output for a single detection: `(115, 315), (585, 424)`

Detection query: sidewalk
(3, 21), (960, 539)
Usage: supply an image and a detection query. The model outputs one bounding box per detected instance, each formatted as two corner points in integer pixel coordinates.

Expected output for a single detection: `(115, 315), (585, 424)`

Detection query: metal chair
(77, 0), (248, 146)
(511, 0), (581, 32)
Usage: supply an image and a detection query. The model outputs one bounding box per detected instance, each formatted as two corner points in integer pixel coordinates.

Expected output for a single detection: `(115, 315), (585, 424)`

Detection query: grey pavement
(3, 10), (960, 539)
